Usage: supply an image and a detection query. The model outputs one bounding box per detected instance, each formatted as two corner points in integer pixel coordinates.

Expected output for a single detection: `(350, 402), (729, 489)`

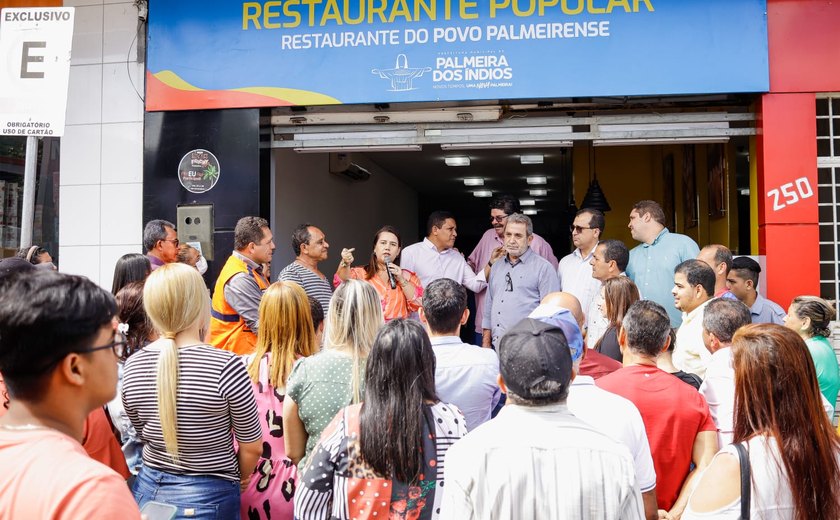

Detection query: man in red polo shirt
(598, 300), (717, 519)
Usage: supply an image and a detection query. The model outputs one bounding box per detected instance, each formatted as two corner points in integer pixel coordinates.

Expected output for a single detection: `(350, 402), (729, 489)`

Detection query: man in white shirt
(558, 208), (604, 322)
(420, 278), (500, 431)
(672, 259), (716, 379)
(587, 239), (630, 346)
(400, 210), (486, 292)
(441, 318), (645, 520)
(699, 298), (752, 447)
(530, 300), (659, 520)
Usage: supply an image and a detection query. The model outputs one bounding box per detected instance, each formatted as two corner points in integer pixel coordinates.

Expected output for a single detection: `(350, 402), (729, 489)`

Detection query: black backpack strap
(733, 442), (751, 520)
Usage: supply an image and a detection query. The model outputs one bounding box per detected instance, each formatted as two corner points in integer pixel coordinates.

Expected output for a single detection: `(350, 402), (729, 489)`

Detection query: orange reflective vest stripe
(209, 254), (269, 355)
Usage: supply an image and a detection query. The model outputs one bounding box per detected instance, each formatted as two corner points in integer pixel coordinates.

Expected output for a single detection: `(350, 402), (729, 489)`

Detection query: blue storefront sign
(146, 0), (769, 110)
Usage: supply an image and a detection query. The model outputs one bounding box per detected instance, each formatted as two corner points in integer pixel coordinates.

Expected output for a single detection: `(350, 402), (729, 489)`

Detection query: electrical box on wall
(177, 204), (214, 261)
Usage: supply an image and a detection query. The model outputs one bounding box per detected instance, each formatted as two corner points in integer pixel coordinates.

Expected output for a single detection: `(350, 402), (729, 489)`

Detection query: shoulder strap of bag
(733, 442), (751, 520)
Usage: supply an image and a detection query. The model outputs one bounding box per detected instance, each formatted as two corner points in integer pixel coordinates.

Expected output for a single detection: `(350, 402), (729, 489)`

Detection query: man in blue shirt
(626, 200), (700, 327)
(725, 256), (786, 324)
(420, 278), (500, 431)
(482, 213), (560, 348)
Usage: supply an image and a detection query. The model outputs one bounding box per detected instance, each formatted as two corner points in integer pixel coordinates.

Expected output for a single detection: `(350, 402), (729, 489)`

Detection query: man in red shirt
(598, 300), (718, 519)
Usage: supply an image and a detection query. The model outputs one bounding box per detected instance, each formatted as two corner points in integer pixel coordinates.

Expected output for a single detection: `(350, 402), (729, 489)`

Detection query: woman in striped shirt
(334, 226), (423, 321)
(122, 263), (262, 519)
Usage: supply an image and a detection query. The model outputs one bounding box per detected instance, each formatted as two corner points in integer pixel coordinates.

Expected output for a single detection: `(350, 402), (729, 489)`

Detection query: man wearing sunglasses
(0, 271), (141, 518)
(144, 218), (179, 271)
(468, 195), (557, 345)
(558, 208), (605, 326)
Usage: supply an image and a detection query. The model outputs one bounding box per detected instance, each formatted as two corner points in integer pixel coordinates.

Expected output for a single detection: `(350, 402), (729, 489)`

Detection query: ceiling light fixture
(520, 154), (544, 165)
(526, 176), (547, 185)
(440, 140), (572, 150)
(529, 189), (547, 196)
(523, 209), (538, 215)
(473, 190), (493, 198)
(445, 156), (470, 167)
(520, 198), (536, 206)
(463, 177), (485, 186)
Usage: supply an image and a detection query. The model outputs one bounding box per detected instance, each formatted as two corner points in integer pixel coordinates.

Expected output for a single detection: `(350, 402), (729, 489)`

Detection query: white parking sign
(0, 8), (74, 137)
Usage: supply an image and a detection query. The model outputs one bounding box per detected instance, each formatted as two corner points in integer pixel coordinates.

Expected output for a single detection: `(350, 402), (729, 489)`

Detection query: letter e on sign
(0, 8), (75, 137)
(20, 41), (46, 78)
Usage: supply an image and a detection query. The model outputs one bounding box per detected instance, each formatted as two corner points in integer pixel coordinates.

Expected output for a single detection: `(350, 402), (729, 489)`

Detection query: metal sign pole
(19, 135), (38, 249)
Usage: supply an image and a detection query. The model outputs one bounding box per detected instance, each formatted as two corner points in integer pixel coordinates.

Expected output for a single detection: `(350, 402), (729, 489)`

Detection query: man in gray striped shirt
(441, 318), (645, 520)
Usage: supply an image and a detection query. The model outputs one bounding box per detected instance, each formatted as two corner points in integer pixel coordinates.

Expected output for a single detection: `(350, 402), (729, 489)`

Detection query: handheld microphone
(383, 255), (397, 289)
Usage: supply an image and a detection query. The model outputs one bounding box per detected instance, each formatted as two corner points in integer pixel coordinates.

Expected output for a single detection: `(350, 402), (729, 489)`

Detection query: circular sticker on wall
(178, 149), (220, 194)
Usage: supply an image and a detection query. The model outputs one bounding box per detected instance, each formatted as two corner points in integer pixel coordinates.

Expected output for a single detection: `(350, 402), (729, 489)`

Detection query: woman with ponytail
(784, 296), (840, 407)
(122, 263), (262, 519)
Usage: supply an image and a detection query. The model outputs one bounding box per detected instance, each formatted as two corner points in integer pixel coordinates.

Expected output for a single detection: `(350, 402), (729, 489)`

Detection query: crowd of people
(1, 196), (840, 519)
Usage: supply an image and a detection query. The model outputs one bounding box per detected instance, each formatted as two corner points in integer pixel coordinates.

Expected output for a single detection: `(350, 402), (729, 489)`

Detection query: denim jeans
(132, 466), (240, 520)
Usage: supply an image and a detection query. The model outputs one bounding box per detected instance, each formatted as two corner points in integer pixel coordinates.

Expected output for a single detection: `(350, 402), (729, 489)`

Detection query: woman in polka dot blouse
(293, 319), (467, 519)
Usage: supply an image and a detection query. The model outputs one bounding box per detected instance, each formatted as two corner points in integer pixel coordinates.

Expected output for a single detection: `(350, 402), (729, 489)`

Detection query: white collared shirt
(698, 346), (735, 447)
(674, 298), (713, 379)
(441, 403), (645, 520)
(568, 375), (657, 492)
(558, 245), (602, 321)
(400, 238), (486, 292)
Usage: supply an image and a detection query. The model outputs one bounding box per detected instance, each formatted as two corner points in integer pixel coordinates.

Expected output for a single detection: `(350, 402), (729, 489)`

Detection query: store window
(0, 137), (60, 264)
(817, 95), (840, 304)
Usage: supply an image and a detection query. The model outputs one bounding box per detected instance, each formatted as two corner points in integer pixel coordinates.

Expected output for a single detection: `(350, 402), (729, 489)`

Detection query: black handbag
(733, 442), (751, 520)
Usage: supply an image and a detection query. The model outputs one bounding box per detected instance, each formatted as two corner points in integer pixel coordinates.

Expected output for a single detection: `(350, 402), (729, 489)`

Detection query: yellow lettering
(368, 0), (387, 23)
(512, 0), (535, 16)
(634, 0), (654, 12)
(587, 0), (605, 14)
(283, 0), (302, 28)
(263, 0), (283, 28)
(344, 0), (364, 24)
(490, 0), (510, 18)
(390, 0), (412, 22)
(415, 0), (435, 20)
(561, 0), (583, 15)
(242, 2), (261, 30)
(302, 0), (321, 26)
(321, 0), (343, 24)
(460, 0), (478, 19)
(539, 0), (559, 16)
(444, 0), (452, 20)
(606, 0), (630, 12)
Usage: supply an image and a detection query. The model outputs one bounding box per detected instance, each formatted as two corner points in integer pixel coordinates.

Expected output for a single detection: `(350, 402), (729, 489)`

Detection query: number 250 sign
(767, 177), (813, 211)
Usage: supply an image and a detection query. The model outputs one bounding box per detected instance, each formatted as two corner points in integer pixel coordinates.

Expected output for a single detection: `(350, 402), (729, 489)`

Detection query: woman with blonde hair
(122, 263), (262, 519)
(283, 279), (383, 467)
(784, 296), (840, 407)
(684, 324), (840, 519)
(241, 281), (318, 520)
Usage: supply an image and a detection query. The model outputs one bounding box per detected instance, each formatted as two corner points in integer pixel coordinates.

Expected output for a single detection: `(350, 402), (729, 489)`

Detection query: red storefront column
(756, 93), (819, 307)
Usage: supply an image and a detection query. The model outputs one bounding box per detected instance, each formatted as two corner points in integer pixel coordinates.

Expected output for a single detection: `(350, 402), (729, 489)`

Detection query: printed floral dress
(240, 353), (298, 520)
(294, 402), (467, 519)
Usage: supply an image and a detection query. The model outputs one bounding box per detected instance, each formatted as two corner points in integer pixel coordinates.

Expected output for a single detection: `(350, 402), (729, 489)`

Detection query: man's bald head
(540, 292), (584, 329)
